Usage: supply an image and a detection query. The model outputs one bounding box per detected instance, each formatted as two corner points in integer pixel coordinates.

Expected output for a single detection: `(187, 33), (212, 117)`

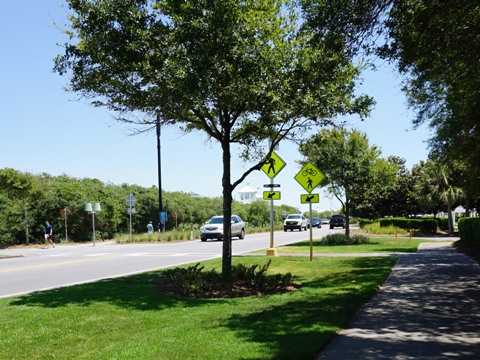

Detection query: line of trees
(0, 167), (301, 247)
(299, 128), (480, 236)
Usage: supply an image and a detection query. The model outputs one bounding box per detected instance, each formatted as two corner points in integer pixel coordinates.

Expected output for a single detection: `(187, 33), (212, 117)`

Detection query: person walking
(44, 220), (55, 248)
(147, 221), (154, 234)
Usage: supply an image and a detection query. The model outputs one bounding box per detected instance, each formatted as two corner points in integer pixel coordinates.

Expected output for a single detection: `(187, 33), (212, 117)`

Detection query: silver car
(200, 215), (246, 242)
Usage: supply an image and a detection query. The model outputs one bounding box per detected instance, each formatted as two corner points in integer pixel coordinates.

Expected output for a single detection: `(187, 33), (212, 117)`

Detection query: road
(0, 226), (334, 299)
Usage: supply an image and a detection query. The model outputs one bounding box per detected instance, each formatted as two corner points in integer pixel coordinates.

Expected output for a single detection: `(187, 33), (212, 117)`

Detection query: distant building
(188, 191), (202, 198)
(237, 185), (261, 204)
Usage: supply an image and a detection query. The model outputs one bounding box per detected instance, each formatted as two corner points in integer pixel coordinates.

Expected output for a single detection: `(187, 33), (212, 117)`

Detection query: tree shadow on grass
(8, 257), (395, 359)
(223, 257), (396, 359)
(8, 272), (217, 311)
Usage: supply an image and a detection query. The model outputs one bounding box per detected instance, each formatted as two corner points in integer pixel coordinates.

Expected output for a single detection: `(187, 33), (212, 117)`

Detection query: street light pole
(156, 113), (163, 220)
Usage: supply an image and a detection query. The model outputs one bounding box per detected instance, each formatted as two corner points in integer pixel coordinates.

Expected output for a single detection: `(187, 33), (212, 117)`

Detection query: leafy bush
(320, 233), (371, 245)
(379, 217), (437, 233)
(358, 218), (375, 228)
(361, 222), (408, 235)
(157, 261), (297, 298)
(458, 217), (480, 248)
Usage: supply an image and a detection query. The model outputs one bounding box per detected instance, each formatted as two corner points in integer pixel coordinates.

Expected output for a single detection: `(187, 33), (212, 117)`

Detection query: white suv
(283, 214), (308, 231)
(200, 215), (246, 242)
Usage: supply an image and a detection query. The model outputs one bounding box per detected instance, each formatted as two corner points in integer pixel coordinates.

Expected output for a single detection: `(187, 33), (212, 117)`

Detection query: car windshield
(287, 215), (301, 219)
(208, 217), (223, 224)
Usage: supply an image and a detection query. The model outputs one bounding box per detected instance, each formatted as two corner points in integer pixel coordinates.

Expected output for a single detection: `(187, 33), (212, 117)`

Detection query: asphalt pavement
(316, 241), (480, 359)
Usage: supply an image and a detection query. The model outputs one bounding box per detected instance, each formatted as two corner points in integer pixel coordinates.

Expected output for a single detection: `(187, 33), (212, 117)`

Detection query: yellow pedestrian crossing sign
(261, 151), (286, 179)
(301, 193), (319, 204)
(294, 162), (324, 193)
(263, 191), (281, 200)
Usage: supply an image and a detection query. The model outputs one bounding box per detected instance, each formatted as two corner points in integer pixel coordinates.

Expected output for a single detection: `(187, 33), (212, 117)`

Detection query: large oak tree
(55, 0), (373, 281)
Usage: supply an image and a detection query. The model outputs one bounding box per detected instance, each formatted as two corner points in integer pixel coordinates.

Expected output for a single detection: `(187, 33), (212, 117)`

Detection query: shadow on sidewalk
(317, 243), (480, 359)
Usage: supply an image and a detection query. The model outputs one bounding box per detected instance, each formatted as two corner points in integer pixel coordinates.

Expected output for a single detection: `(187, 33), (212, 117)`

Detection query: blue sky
(1, 1), (432, 213)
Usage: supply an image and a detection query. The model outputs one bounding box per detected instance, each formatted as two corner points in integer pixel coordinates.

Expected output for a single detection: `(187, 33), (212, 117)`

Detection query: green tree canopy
(414, 160), (464, 233)
(299, 128), (398, 236)
(378, 1), (480, 194)
(55, 0), (374, 280)
(0, 168), (42, 245)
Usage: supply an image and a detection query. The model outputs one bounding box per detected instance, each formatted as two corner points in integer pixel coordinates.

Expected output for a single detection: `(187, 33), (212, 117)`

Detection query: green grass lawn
(0, 256), (395, 359)
(275, 237), (426, 254)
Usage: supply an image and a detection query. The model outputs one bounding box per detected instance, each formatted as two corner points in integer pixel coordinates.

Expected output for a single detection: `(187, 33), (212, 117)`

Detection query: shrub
(378, 217), (437, 233)
(458, 217), (480, 248)
(358, 218), (374, 228)
(320, 233), (371, 245)
(361, 222), (408, 235)
(423, 217), (449, 231)
(157, 261), (297, 298)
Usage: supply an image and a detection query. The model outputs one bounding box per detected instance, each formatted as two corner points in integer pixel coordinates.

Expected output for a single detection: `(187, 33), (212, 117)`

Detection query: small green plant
(320, 233), (371, 245)
(157, 261), (296, 297)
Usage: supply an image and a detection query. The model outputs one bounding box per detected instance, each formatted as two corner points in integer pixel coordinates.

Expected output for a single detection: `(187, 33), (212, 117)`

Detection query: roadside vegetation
(0, 256), (395, 359)
(113, 224), (283, 244)
(359, 222), (409, 236)
(278, 237), (424, 254)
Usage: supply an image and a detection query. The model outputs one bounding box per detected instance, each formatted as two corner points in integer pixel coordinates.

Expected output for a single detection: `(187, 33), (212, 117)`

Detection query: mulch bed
(156, 281), (301, 298)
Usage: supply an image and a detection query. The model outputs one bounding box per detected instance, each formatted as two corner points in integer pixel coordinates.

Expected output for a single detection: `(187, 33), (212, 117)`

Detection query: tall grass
(359, 222), (409, 236)
(115, 229), (201, 243)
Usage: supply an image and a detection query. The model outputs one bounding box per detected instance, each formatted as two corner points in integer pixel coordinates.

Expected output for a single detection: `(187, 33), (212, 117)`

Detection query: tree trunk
(23, 204), (30, 245)
(221, 139), (233, 284)
(447, 202), (454, 234)
(344, 197), (350, 238)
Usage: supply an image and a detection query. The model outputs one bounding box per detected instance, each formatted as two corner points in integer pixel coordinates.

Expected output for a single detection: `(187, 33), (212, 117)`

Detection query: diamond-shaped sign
(294, 163), (324, 193)
(261, 151), (286, 179)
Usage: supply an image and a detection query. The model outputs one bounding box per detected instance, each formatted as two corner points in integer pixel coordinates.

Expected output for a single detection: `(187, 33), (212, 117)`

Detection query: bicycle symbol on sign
(301, 167), (317, 177)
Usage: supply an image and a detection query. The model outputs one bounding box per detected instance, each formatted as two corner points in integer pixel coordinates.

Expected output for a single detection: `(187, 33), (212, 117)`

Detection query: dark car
(308, 217), (321, 228)
(329, 214), (346, 229)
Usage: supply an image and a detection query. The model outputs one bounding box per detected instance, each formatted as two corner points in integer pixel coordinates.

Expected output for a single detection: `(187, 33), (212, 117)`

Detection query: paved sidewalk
(317, 242), (480, 359)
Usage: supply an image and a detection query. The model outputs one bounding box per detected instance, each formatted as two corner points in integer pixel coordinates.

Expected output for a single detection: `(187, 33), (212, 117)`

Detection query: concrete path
(317, 242), (480, 359)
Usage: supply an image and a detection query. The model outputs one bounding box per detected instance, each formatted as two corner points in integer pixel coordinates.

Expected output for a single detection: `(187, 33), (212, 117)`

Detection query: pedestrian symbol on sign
(295, 163), (324, 193)
(261, 151), (286, 179)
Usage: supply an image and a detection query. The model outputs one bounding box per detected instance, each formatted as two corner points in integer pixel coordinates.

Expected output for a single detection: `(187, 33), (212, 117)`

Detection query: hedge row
(458, 217), (480, 248)
(424, 217), (449, 231)
(378, 217), (438, 233)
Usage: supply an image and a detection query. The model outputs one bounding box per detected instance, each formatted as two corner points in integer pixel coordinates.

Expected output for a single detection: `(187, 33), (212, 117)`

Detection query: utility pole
(156, 113), (163, 217)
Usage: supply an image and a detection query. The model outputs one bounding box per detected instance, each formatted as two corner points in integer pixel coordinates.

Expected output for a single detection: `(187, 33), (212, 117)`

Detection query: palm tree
(415, 161), (464, 233)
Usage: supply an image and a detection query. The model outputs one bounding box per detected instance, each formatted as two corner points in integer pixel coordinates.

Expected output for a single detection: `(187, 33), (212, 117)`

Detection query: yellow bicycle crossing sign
(294, 162), (324, 193)
(261, 151), (286, 179)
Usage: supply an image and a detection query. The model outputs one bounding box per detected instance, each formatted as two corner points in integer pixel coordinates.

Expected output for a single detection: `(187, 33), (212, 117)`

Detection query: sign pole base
(266, 247), (278, 256)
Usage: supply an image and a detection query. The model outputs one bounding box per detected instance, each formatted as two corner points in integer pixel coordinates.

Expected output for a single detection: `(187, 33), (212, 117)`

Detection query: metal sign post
(261, 150), (286, 257)
(126, 194), (137, 242)
(309, 203), (313, 261)
(295, 162), (324, 261)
